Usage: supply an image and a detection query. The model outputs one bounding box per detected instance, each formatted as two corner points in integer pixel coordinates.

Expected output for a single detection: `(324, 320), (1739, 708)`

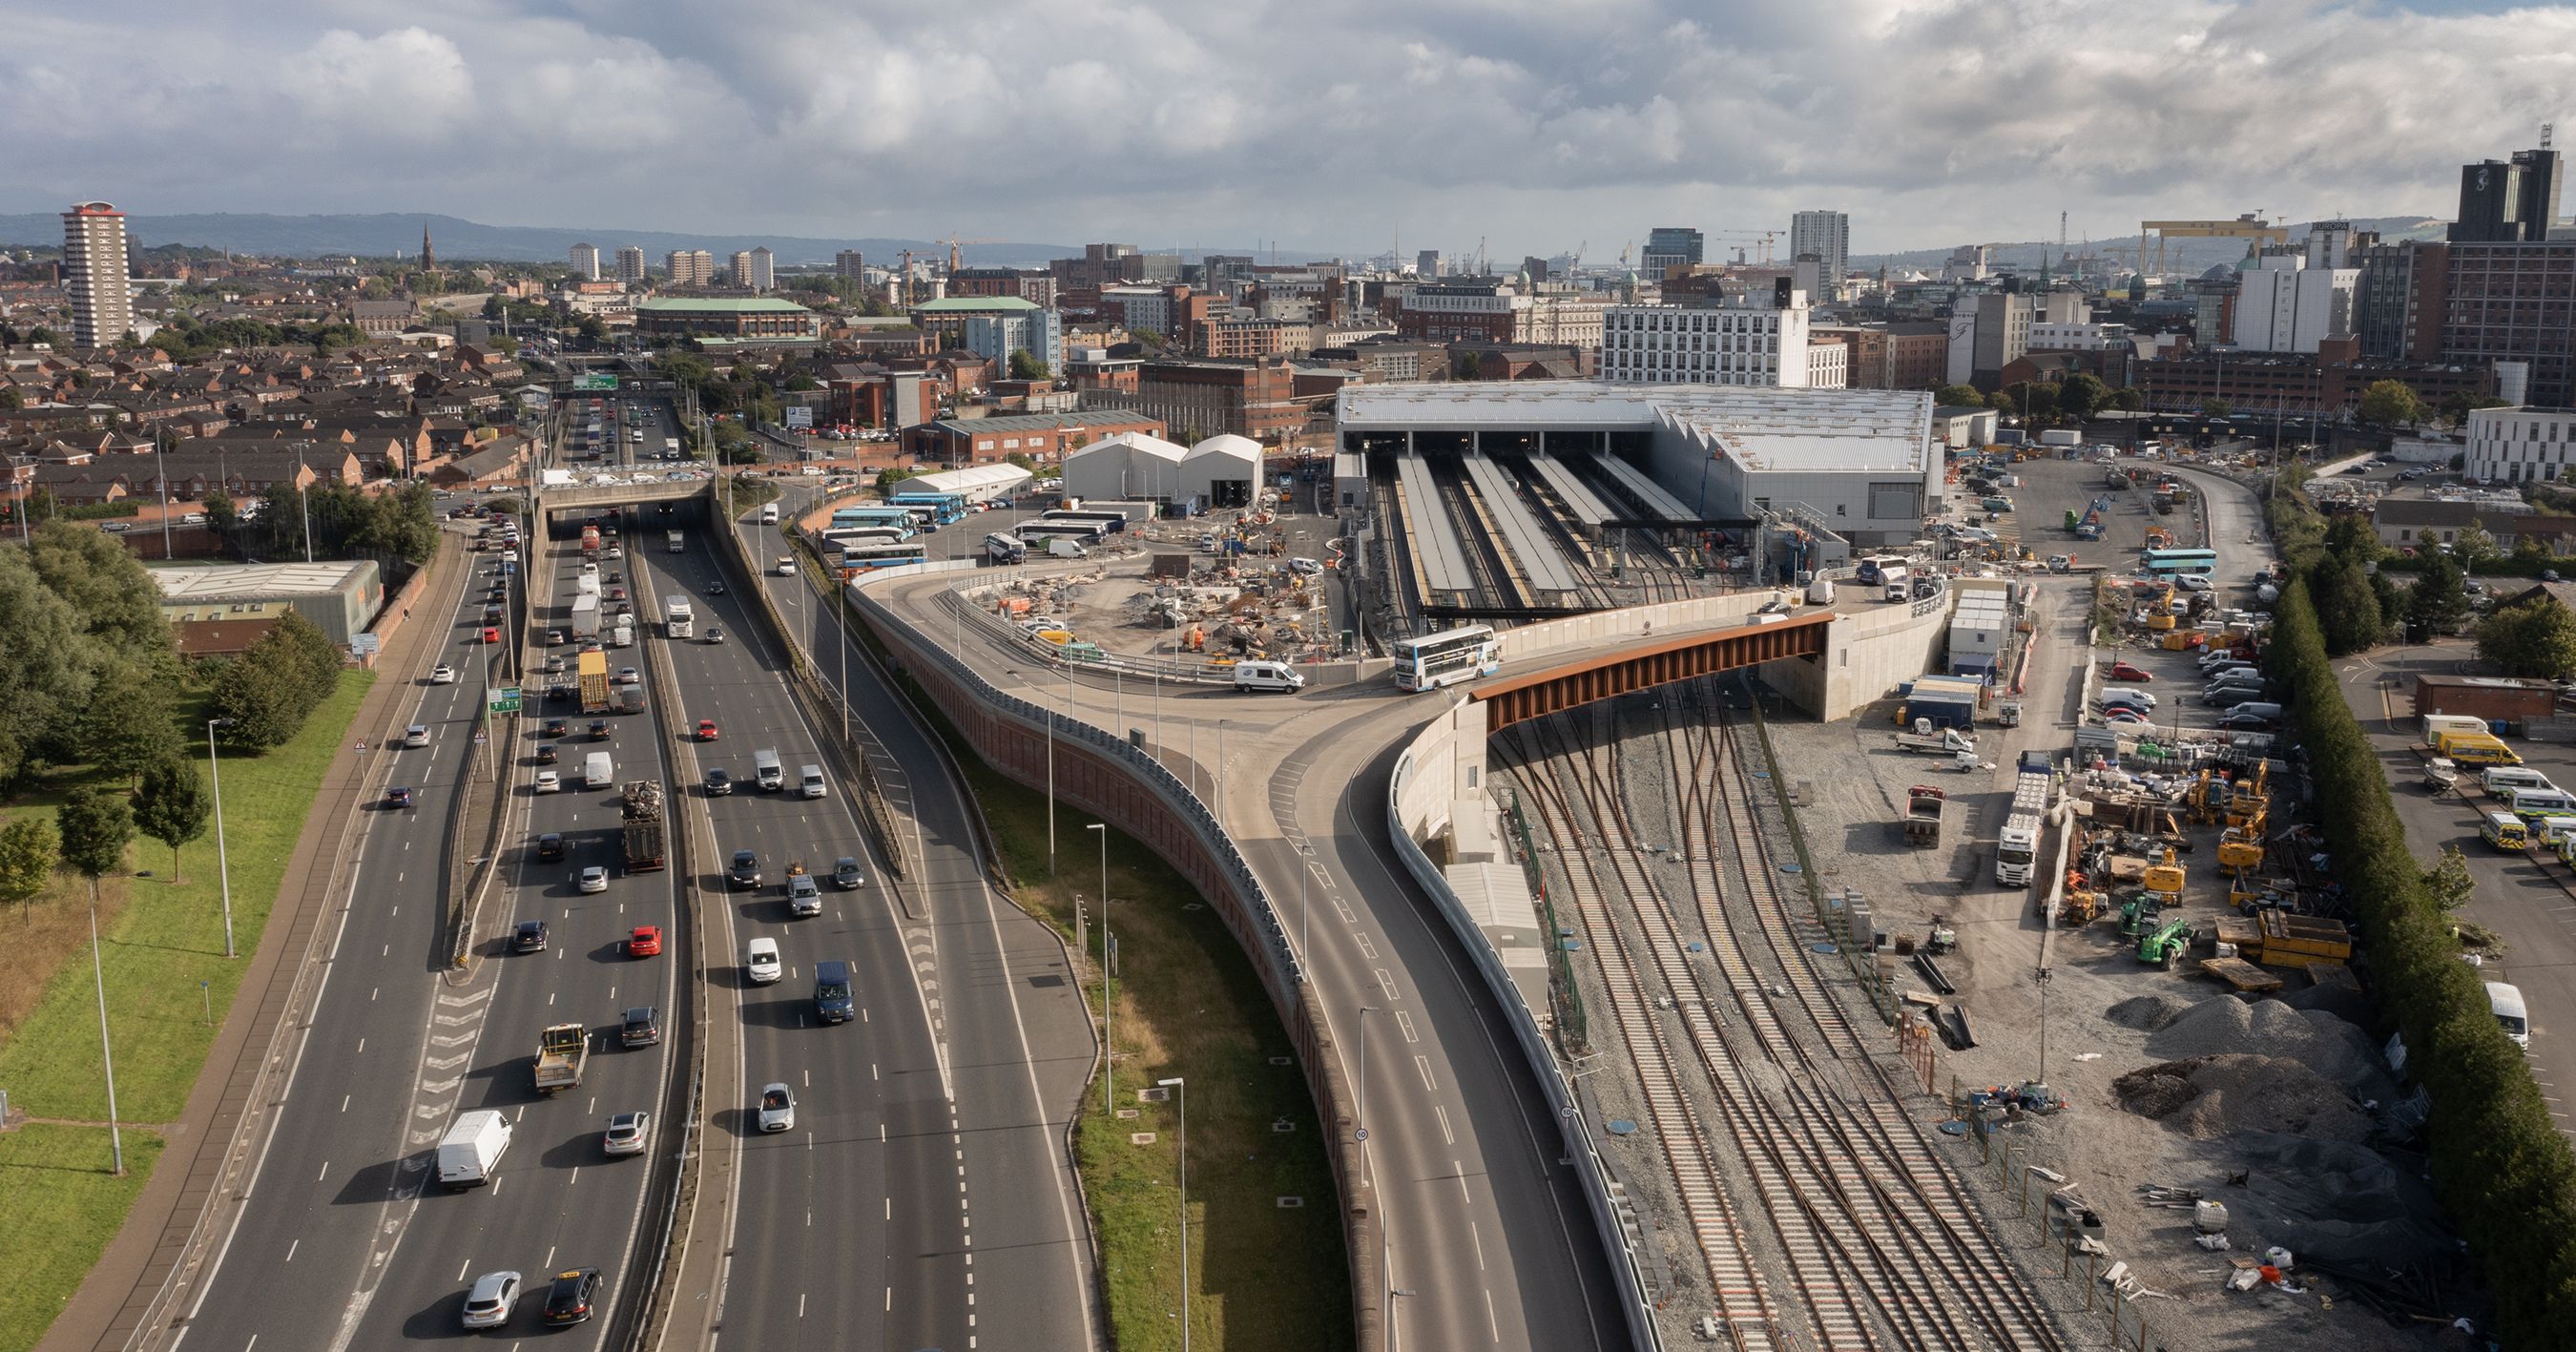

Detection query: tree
(2313, 560), (2387, 655)
(55, 785), (133, 883)
(133, 752), (212, 884)
(0, 545), (104, 789)
(203, 654), (301, 750)
(1006, 452), (1038, 472)
(2019, 383), (2060, 424)
(0, 385), (22, 410)
(1453, 351), (1483, 380)
(1128, 327), (1164, 350)
(2453, 521), (2501, 573)
(2057, 372), (2109, 422)
(78, 661), (179, 784)
(2358, 379), (2423, 427)
(2422, 844), (2477, 912)
(1936, 384), (1985, 409)
(2409, 551), (2475, 635)
(2108, 388), (2146, 412)
(1008, 349), (1051, 383)
(26, 521), (168, 659)
(202, 489), (236, 538)
(2200, 398), (2233, 419)
(0, 816), (58, 926)
(1985, 389), (2016, 414)
(2477, 598), (2576, 677)
(874, 466), (922, 491)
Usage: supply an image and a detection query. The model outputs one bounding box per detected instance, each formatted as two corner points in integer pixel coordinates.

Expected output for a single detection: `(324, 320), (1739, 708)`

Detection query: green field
(0, 670), (373, 1352)
(912, 676), (1353, 1352)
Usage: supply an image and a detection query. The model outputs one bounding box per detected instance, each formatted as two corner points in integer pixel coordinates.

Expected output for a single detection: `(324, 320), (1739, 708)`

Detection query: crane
(944, 235), (1002, 275)
(1707, 229), (1781, 266)
(2136, 214), (2285, 279)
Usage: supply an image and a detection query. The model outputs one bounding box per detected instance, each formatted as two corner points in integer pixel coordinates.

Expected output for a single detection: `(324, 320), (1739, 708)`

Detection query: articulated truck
(664, 595), (694, 640)
(1995, 750), (2055, 887)
(622, 780), (666, 873)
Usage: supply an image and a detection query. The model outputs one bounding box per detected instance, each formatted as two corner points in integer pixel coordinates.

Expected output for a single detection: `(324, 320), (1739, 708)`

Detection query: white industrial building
(1061, 431), (1264, 510)
(1336, 382), (1941, 547)
(2464, 405), (2576, 484)
(1600, 284), (1828, 386)
(905, 463), (1031, 504)
(153, 559), (384, 647)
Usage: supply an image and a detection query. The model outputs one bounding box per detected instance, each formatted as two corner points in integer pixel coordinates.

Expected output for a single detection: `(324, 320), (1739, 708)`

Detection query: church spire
(421, 220), (436, 271)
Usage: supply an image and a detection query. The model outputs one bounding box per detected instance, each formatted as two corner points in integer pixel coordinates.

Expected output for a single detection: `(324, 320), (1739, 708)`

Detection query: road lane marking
(285, 1239), (299, 1262)
(1415, 1055), (1437, 1092)
(1436, 1104), (1453, 1145)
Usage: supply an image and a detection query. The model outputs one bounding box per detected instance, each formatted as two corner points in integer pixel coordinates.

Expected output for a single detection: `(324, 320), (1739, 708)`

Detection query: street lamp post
(90, 878), (125, 1175)
(207, 718), (238, 959)
(1089, 822), (1111, 1113)
(1159, 1075), (1190, 1350)
(1298, 842), (1314, 981)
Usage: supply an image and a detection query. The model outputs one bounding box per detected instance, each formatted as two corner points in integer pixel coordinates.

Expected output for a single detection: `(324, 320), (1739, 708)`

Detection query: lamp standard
(1088, 822), (1111, 1111)
(1158, 1075), (1191, 1349)
(207, 718), (238, 958)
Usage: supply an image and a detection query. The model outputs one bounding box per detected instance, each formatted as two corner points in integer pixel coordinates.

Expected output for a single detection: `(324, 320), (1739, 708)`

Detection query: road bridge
(1474, 612), (1834, 731)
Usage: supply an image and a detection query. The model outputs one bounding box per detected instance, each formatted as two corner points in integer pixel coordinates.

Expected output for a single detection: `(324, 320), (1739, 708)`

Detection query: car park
(540, 1268), (601, 1326)
(460, 1271), (522, 1329)
(758, 1084), (797, 1133)
(512, 919), (550, 952)
(602, 1111), (650, 1156)
(628, 926), (662, 957)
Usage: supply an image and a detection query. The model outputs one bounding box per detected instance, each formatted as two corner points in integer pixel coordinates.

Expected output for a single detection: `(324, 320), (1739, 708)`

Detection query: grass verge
(0, 669), (373, 1352)
(909, 671), (1353, 1352)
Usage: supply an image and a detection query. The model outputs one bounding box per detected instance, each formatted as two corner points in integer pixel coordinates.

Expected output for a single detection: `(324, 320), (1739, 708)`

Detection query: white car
(577, 865), (609, 894)
(758, 1083), (797, 1133)
(535, 770), (562, 794)
(460, 1270), (522, 1329)
(429, 664), (458, 685)
(744, 937), (781, 985)
(776, 557), (796, 576)
(602, 1111), (650, 1157)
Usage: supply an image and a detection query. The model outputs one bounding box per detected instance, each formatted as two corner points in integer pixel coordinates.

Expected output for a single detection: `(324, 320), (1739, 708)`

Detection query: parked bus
(1042, 509), (1130, 536)
(830, 508), (917, 539)
(2140, 548), (2219, 576)
(832, 540), (930, 572)
(889, 490), (968, 525)
(1015, 520), (1108, 542)
(1392, 625), (1502, 692)
(985, 532), (1027, 564)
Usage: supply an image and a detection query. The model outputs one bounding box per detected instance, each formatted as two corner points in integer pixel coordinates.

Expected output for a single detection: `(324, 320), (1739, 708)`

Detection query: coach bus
(1392, 625), (1502, 692)
(832, 539), (930, 572)
(2140, 548), (2219, 577)
(889, 490), (968, 526)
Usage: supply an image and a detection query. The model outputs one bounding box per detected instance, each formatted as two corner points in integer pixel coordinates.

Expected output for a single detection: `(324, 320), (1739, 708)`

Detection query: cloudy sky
(2, 0), (2568, 259)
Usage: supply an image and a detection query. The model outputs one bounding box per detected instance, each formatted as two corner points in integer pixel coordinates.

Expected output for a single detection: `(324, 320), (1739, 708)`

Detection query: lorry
(581, 523), (602, 559)
(1902, 784), (1946, 848)
(584, 750), (615, 789)
(1895, 721), (1977, 757)
(621, 780), (666, 873)
(569, 592), (602, 641)
(667, 529), (686, 554)
(532, 1023), (589, 1093)
(664, 595), (693, 640)
(2039, 428), (2083, 448)
(577, 651), (612, 715)
(436, 1110), (513, 1189)
(1995, 749), (2054, 887)
(1879, 564), (1911, 602)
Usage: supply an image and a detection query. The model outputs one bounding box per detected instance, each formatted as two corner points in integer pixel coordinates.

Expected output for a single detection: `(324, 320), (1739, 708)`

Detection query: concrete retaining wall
(848, 567), (1386, 1352)
(1757, 593), (1954, 721)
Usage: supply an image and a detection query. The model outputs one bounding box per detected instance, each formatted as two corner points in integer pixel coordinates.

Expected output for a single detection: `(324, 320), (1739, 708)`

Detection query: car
(543, 717), (570, 738)
(616, 667), (641, 687)
(696, 718), (719, 741)
(833, 856), (865, 889)
(578, 865), (609, 894)
(385, 785), (416, 809)
(729, 850), (762, 888)
(704, 766), (734, 797)
(702, 625), (726, 644)
(547, 629), (565, 646)
(608, 588), (628, 603)
(535, 832), (566, 862)
(2175, 574), (2213, 593)
(535, 770), (563, 794)
(540, 1268), (601, 1326)
(2103, 711), (2153, 728)
(2101, 690), (2157, 711)
(705, 580), (726, 595)
(2106, 661), (2153, 682)
(404, 724), (431, 748)
(2217, 710), (2278, 731)
(628, 926), (662, 957)
(512, 919), (550, 952)
(777, 556), (797, 575)
(608, 572), (623, 585)
(591, 719), (612, 740)
(482, 627), (503, 644)
(430, 664), (458, 684)
(603, 1111), (650, 1156)
(620, 1005), (661, 1046)
(544, 655), (567, 675)
(787, 872), (822, 916)
(758, 1083), (797, 1133)
(460, 1270), (522, 1330)
(745, 937), (781, 984)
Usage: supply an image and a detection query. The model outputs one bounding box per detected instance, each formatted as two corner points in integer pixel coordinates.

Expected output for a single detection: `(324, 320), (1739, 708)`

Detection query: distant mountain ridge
(0, 210), (1079, 268)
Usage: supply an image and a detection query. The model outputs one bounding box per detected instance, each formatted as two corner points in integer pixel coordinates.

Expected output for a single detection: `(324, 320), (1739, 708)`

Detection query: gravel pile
(2106, 992), (2196, 1032)
(2144, 996), (2390, 1096)
(2112, 1054), (2377, 1142)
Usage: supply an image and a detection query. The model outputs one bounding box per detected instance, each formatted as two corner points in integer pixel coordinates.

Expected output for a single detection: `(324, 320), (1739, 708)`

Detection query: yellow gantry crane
(2135, 214), (2289, 279)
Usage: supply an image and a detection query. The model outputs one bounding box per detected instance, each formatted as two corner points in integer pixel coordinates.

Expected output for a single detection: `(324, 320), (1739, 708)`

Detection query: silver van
(2483, 766), (2555, 796)
(2488, 981), (2531, 1048)
(753, 748), (783, 791)
(1233, 660), (1306, 694)
(800, 765), (827, 800)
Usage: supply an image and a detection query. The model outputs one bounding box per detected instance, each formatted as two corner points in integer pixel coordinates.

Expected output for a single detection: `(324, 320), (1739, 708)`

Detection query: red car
(2107, 661), (2153, 682)
(627, 926), (663, 958)
(696, 719), (719, 742)
(482, 626), (503, 644)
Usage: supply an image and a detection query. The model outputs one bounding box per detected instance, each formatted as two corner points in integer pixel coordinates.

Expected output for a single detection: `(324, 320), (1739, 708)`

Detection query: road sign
(488, 687), (523, 716)
(350, 634), (381, 656)
(472, 729), (488, 746)
(785, 406), (814, 429)
(574, 373), (619, 391)
(354, 740), (367, 755)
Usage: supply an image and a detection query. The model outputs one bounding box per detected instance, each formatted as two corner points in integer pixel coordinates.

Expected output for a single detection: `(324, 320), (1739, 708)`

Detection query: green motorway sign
(573, 374), (619, 391)
(488, 687), (523, 716)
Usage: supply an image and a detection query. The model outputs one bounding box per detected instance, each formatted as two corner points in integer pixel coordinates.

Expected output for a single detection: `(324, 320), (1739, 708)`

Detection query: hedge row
(2269, 580), (2576, 1335)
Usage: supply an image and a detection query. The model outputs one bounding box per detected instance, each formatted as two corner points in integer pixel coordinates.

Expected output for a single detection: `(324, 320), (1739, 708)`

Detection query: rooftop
(1338, 381), (1935, 473)
(931, 409), (1159, 434)
(912, 297), (1041, 314)
(152, 559), (375, 602)
(634, 297), (815, 314)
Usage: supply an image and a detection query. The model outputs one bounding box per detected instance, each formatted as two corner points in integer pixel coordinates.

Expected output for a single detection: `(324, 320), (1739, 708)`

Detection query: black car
(620, 1006), (661, 1048)
(704, 767), (733, 797)
(513, 919), (550, 952)
(590, 719), (611, 740)
(384, 785), (416, 809)
(728, 849), (761, 888)
(535, 742), (559, 765)
(705, 580), (726, 595)
(540, 1268), (601, 1326)
(543, 718), (569, 738)
(535, 831), (565, 862)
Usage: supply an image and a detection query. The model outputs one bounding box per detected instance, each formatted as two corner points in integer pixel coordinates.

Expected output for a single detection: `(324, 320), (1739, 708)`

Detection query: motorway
(175, 518), (681, 1348)
(866, 531), (1628, 1350)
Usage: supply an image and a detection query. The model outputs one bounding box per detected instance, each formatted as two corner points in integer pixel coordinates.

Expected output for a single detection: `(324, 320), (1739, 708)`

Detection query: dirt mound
(2144, 995), (2387, 1093)
(2106, 993), (2194, 1031)
(2112, 1053), (2376, 1142)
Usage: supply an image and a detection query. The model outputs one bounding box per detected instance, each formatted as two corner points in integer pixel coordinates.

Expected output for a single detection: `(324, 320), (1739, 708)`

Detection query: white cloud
(0, 1), (2566, 255)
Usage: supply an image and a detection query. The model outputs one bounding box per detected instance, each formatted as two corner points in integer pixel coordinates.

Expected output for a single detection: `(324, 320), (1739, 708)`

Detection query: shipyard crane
(2136, 214), (2286, 279)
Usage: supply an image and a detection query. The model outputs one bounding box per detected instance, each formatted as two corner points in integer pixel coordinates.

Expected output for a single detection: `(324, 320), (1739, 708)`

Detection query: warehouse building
(1061, 431), (1263, 510)
(904, 463), (1031, 505)
(152, 559), (384, 648)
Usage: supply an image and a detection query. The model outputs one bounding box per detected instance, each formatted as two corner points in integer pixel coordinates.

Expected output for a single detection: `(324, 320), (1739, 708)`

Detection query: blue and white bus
(1392, 625), (1502, 692)
(2140, 548), (2219, 577)
(832, 540), (930, 572)
(890, 490), (967, 526)
(831, 507), (918, 539)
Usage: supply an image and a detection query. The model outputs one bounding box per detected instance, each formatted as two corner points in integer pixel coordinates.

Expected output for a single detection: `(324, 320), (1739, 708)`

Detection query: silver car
(758, 1083), (796, 1133)
(461, 1270), (522, 1329)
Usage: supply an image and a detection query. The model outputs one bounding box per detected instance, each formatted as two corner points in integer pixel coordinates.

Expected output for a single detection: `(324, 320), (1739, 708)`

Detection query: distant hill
(1851, 215), (2452, 279)
(0, 211), (1078, 268)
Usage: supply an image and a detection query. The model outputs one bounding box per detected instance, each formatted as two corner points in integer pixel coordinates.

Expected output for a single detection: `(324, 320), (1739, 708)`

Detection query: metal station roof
(1339, 381), (1934, 476)
(1526, 454), (1616, 530)
(1395, 452), (1476, 597)
(1461, 454), (1585, 597)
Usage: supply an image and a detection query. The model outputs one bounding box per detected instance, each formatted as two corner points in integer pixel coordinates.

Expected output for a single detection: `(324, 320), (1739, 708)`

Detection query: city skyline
(2, 1), (2566, 260)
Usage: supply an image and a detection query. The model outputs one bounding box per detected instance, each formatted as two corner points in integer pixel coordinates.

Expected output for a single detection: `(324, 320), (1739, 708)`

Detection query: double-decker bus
(2140, 548), (2219, 576)
(1392, 625), (1502, 692)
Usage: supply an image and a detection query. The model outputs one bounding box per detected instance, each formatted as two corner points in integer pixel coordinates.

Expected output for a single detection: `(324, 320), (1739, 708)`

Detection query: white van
(760, 503), (780, 524)
(753, 748), (783, 791)
(2488, 981), (2532, 1048)
(800, 765), (827, 800)
(744, 937), (781, 985)
(1233, 660), (1306, 694)
(436, 1110), (512, 1190)
(584, 751), (615, 789)
(2483, 766), (2555, 797)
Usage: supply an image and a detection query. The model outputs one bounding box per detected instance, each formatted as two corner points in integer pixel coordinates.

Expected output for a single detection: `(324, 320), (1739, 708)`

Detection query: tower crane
(944, 235), (1002, 275)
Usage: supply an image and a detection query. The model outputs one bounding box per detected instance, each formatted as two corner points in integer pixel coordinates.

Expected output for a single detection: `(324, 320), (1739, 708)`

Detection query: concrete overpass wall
(1496, 588), (1797, 666)
(1757, 592), (1951, 721)
(1385, 697), (1664, 1348)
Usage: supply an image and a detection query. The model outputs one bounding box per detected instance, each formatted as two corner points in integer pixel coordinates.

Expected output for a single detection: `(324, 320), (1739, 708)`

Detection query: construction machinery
(533, 1022), (589, 1093)
(2141, 846), (2187, 911)
(2067, 497), (2108, 540)
(2138, 916), (2197, 968)
(1923, 915), (1959, 954)
(2226, 762), (2270, 829)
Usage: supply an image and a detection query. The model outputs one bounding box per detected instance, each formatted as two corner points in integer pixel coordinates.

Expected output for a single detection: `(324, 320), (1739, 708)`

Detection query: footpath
(37, 532), (474, 1352)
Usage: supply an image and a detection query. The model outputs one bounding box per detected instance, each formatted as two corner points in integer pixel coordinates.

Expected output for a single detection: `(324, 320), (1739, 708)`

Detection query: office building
(963, 308), (1065, 375)
(1415, 249), (1442, 278)
(2440, 239), (2576, 406)
(1601, 281), (1824, 386)
(666, 249), (716, 286)
(1944, 292), (2034, 387)
(835, 250), (867, 281)
(2449, 141), (2564, 243)
(1394, 281), (1609, 348)
(633, 297), (820, 342)
(1789, 211), (1850, 302)
(2465, 405), (2576, 483)
(1086, 358), (1304, 442)
(569, 242), (601, 280)
(1640, 226), (1704, 278)
(62, 201), (134, 348)
(730, 251), (756, 289)
(2233, 250), (2358, 353)
(614, 246), (648, 284)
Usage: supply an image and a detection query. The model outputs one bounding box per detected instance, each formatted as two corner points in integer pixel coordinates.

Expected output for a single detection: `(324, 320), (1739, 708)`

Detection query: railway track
(1498, 681), (2070, 1350)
